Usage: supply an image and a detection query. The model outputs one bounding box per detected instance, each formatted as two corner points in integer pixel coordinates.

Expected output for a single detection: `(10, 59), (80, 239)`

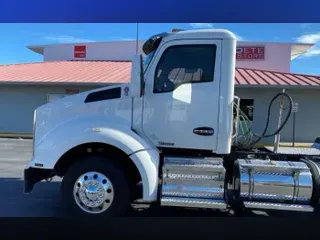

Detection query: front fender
(30, 116), (160, 201)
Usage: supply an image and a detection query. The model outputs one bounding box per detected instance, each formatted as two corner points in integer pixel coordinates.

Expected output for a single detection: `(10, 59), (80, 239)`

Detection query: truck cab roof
(143, 29), (236, 54)
(165, 29), (237, 41)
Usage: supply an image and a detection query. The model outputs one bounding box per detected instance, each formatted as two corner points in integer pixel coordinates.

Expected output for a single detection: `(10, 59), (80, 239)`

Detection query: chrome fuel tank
(235, 159), (313, 204)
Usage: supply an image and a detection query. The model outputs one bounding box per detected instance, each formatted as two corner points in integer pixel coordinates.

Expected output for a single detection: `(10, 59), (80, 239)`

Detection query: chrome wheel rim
(73, 171), (114, 214)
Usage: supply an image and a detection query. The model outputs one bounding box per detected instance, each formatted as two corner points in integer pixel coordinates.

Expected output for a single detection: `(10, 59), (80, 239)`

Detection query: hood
(34, 83), (132, 145)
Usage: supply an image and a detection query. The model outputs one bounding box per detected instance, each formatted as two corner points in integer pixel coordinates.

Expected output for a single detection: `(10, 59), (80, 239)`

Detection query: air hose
(236, 91), (293, 148)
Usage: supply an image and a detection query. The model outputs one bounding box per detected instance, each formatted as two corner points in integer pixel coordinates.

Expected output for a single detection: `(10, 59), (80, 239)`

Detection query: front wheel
(61, 156), (130, 217)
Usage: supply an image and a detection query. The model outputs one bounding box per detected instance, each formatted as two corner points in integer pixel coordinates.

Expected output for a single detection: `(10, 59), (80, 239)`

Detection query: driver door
(142, 39), (222, 151)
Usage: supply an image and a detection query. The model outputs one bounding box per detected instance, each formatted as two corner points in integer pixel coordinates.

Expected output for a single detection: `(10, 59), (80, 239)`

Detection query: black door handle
(193, 127), (214, 136)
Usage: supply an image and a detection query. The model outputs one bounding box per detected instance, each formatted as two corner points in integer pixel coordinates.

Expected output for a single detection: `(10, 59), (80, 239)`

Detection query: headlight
(32, 110), (36, 156)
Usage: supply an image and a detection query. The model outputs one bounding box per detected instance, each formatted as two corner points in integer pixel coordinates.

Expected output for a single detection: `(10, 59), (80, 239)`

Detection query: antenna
(136, 23), (139, 54)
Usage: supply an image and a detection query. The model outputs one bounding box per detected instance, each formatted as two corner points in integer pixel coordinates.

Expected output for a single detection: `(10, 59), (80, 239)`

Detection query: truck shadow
(0, 177), (317, 218)
(0, 177), (67, 217)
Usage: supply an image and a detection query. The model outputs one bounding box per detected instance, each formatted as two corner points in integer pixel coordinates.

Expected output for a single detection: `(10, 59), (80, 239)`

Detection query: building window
(46, 94), (69, 103)
(153, 45), (217, 93)
(240, 99), (254, 121)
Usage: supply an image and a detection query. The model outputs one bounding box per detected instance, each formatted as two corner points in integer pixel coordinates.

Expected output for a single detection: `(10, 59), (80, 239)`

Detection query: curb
(255, 142), (312, 148)
(0, 133), (33, 139)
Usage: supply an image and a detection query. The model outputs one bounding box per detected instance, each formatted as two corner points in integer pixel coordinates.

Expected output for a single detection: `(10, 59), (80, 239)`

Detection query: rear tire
(61, 156), (130, 217)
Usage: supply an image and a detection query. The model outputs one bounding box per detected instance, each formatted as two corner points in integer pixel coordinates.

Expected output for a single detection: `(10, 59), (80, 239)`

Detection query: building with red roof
(0, 39), (319, 144)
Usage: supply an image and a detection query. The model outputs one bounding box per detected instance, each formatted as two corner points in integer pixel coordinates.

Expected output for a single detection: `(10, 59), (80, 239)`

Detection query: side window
(240, 99), (254, 121)
(153, 45), (217, 93)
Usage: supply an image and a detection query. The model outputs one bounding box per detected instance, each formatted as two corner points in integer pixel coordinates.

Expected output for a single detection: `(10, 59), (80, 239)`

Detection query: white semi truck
(24, 29), (320, 217)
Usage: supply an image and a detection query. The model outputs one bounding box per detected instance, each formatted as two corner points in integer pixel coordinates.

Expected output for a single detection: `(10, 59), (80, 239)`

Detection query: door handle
(193, 127), (214, 136)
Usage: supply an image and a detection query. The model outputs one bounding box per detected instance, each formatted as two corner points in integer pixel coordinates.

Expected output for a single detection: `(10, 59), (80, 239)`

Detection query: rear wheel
(61, 156), (130, 217)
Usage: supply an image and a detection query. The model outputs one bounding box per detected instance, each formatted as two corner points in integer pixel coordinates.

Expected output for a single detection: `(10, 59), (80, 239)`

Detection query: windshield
(143, 50), (156, 72)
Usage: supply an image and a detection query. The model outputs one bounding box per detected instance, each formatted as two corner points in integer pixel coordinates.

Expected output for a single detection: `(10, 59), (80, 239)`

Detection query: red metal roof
(0, 60), (319, 87)
(235, 68), (320, 86)
(0, 61), (131, 84)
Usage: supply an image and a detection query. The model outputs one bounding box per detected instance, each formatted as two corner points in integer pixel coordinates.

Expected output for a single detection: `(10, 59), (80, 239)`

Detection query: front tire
(61, 156), (130, 217)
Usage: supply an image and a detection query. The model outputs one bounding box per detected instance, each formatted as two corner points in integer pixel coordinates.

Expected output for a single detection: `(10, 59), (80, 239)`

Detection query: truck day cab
(24, 29), (320, 217)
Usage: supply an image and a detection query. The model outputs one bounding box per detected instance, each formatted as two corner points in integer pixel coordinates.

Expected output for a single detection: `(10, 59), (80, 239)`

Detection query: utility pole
(136, 23), (139, 54)
(273, 89), (286, 153)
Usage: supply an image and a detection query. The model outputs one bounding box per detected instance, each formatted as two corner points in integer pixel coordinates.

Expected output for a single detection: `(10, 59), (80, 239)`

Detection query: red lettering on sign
(236, 46), (265, 60)
(74, 45), (86, 58)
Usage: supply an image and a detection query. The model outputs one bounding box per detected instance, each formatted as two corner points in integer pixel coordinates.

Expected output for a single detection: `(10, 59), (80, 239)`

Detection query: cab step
(243, 201), (314, 212)
(163, 157), (225, 171)
(162, 184), (224, 199)
(161, 156), (227, 209)
(161, 197), (227, 209)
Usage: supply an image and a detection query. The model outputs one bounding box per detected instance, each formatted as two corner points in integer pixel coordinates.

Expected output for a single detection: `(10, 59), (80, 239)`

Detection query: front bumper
(24, 167), (55, 193)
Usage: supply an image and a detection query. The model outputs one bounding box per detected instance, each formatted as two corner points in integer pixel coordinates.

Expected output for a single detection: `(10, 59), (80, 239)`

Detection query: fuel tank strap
(300, 159), (320, 205)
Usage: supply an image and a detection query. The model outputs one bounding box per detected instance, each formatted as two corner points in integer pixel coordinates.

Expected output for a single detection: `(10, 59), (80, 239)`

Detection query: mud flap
(24, 168), (54, 193)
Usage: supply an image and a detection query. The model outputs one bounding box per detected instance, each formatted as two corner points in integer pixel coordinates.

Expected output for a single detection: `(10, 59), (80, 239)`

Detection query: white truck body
(26, 29), (236, 203)
(24, 29), (320, 217)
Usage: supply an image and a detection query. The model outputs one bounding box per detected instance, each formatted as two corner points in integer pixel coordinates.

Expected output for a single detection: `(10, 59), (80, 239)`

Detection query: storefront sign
(236, 46), (265, 60)
(74, 45), (86, 58)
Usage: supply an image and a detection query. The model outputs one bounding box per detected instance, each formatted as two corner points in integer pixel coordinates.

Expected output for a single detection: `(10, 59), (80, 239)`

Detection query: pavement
(0, 138), (317, 218)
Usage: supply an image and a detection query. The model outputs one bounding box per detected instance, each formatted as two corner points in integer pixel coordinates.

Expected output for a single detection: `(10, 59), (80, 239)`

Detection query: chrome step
(163, 157), (225, 180)
(161, 197), (227, 209)
(243, 201), (314, 212)
(162, 185), (224, 199)
(165, 173), (223, 180)
(163, 157), (224, 171)
(161, 156), (227, 210)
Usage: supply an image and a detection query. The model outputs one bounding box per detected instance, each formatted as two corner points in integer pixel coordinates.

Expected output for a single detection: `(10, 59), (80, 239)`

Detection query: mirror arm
(140, 55), (145, 96)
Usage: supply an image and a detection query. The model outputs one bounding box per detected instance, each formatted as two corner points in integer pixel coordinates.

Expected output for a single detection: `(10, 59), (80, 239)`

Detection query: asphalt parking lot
(0, 137), (317, 218)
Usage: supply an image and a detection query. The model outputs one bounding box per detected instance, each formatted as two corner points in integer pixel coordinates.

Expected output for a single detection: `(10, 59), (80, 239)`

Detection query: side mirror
(130, 54), (144, 97)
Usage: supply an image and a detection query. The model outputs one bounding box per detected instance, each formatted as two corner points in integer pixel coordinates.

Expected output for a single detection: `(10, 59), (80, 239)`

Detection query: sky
(0, 23), (320, 75)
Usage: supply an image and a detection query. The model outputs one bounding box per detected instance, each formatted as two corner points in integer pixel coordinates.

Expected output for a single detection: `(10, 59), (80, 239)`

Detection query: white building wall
(42, 41), (292, 72)
(43, 41), (145, 62)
